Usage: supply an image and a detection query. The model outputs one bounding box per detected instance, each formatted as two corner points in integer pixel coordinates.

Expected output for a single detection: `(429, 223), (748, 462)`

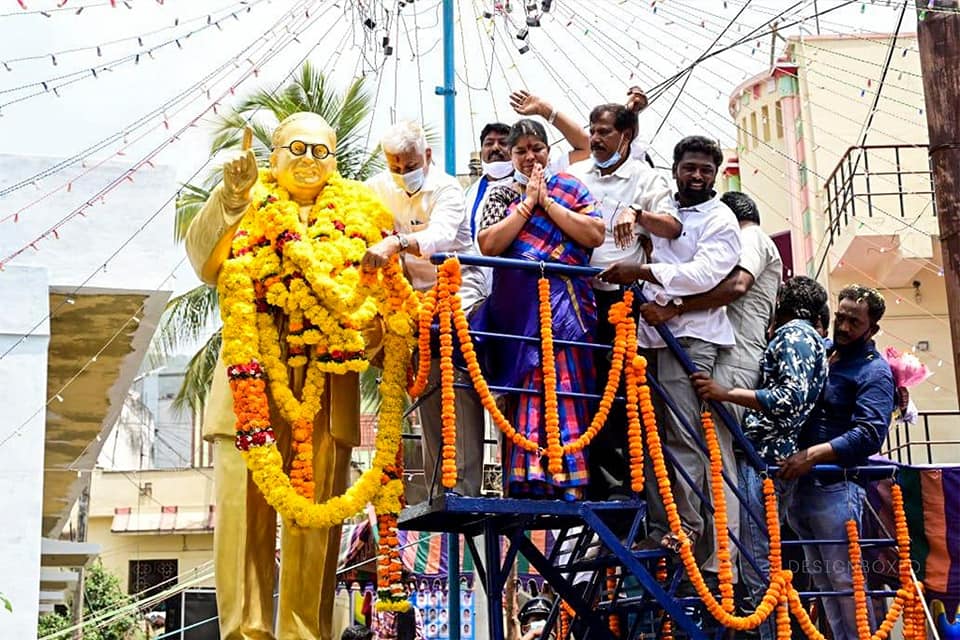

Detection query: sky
(0, 0), (922, 299)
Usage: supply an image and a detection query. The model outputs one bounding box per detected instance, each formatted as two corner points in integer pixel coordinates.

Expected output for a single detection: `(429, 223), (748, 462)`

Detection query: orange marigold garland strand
(847, 520), (873, 639)
(641, 369), (785, 631)
(624, 311), (644, 492)
(702, 411), (735, 613)
(786, 586), (825, 640)
(866, 483), (914, 640)
(377, 442), (406, 604)
(537, 275), (564, 477)
(408, 287), (436, 397)
(656, 558), (673, 640)
(909, 584), (925, 640)
(606, 567), (621, 638)
(444, 257), (631, 459)
(558, 601), (575, 640)
(568, 294), (631, 455)
(437, 263), (459, 488)
(765, 478), (791, 640)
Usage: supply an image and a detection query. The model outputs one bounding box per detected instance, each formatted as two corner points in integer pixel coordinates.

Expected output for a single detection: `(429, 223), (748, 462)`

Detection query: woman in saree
(471, 118), (604, 500)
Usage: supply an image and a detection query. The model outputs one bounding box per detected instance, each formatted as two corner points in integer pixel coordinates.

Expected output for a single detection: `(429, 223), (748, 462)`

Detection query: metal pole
(437, 2), (460, 637)
(439, 0), (457, 176)
(916, 0), (960, 407)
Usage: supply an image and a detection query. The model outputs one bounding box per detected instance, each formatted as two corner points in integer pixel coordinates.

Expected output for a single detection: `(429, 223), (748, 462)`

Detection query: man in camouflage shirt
(690, 276), (828, 640)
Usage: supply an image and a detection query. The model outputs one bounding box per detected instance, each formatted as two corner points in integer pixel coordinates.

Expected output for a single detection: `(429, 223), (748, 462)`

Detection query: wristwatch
(654, 290), (684, 312)
(396, 234), (410, 251)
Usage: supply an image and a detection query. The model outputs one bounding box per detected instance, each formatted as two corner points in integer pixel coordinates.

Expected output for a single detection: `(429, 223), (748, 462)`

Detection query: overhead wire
(0, 1), (319, 269)
(455, 0), (479, 152)
(0, 30), (274, 202)
(0, 1), (268, 109)
(562, 2), (956, 359)
(653, 0), (757, 142)
(410, 0), (427, 119)
(0, 0), (336, 436)
(1, 0), (356, 432)
(466, 0), (502, 119)
(576, 0), (944, 277)
(1, 0), (262, 66)
(0, 1), (141, 18)
(617, 1), (931, 177)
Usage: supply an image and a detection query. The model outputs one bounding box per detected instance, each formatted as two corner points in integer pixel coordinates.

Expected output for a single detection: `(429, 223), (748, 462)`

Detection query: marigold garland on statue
(218, 170), (414, 612)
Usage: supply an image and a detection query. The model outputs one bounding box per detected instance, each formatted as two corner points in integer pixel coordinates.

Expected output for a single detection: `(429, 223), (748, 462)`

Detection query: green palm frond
(172, 329), (222, 414)
(151, 284), (220, 363)
(174, 183), (212, 243)
(159, 62), (386, 414)
(208, 114), (274, 162)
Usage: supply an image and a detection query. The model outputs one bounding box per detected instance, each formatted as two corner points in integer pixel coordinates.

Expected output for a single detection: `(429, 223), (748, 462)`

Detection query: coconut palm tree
(151, 62), (385, 414)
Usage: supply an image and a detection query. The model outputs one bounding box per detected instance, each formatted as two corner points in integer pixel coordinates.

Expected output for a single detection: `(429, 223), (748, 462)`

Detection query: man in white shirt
(637, 190), (782, 585)
(599, 136), (741, 586)
(640, 191), (783, 425)
(568, 102), (680, 500)
(362, 121), (486, 498)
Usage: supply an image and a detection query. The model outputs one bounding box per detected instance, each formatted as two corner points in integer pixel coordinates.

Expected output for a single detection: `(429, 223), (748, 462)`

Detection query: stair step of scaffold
(398, 494), (647, 536)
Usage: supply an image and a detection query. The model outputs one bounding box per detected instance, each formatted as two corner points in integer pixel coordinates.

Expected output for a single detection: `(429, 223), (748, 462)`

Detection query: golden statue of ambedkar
(186, 112), (385, 640)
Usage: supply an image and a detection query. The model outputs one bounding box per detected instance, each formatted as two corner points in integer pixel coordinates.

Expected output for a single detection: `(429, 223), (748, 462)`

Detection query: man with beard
(568, 102), (680, 500)
(636, 191), (782, 577)
(779, 284), (894, 640)
(598, 135), (741, 590)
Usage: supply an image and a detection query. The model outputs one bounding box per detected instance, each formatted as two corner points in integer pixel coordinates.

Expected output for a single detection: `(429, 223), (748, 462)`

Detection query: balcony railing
(882, 409), (960, 465)
(823, 143), (936, 247)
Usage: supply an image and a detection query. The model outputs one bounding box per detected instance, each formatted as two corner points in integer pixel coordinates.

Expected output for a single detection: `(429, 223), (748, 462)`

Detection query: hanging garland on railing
(412, 257), (925, 633)
(431, 258), (638, 485)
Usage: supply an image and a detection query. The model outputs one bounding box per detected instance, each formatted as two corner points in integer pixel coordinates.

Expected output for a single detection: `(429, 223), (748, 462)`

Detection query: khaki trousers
(213, 373), (358, 640)
(418, 357), (485, 497)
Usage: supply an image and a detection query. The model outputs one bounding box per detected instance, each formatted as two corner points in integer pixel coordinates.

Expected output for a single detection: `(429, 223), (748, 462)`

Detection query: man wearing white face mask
(363, 120), (487, 499)
(568, 103), (681, 501)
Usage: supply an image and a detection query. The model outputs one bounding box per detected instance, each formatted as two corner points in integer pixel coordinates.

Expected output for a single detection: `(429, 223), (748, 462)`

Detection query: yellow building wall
(733, 34), (957, 418)
(731, 88), (793, 240)
(88, 468), (216, 593)
(87, 518), (214, 593)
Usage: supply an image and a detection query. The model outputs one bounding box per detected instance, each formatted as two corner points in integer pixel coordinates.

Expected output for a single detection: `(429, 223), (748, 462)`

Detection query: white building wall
(0, 265), (49, 636)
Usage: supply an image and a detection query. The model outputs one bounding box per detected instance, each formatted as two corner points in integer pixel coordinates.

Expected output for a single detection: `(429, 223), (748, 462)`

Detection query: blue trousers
(737, 460), (797, 640)
(786, 477), (868, 640)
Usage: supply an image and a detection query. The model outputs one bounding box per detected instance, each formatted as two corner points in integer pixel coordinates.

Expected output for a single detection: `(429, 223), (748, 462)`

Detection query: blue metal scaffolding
(399, 253), (902, 640)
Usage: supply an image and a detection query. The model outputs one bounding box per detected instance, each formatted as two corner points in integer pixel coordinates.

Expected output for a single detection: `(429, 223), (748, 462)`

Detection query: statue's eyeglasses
(279, 140), (332, 160)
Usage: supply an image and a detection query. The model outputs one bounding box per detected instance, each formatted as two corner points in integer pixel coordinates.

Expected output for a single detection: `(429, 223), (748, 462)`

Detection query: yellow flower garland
(218, 170), (416, 612)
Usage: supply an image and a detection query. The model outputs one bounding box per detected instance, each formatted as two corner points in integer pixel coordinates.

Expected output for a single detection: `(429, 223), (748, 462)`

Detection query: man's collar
(591, 157), (635, 179)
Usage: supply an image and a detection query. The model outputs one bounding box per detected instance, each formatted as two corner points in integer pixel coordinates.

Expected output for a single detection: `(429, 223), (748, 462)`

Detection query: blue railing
(428, 252), (900, 607)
